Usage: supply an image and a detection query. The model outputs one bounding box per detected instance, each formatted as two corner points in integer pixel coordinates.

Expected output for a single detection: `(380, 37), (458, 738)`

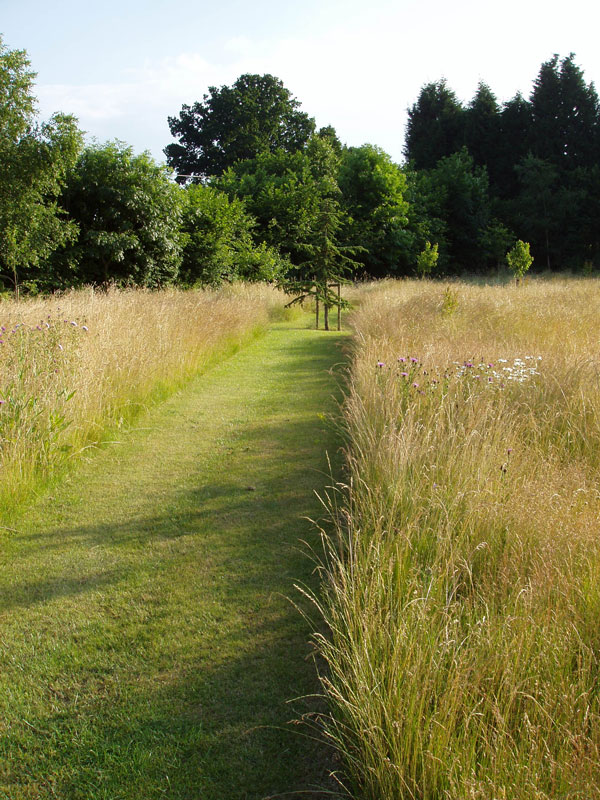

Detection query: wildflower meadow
(0, 284), (277, 514)
(316, 277), (600, 799)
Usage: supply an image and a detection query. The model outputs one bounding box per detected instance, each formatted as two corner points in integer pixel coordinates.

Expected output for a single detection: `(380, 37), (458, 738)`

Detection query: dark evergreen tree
(530, 54), (600, 170)
(404, 80), (465, 169)
(513, 154), (561, 270)
(464, 83), (503, 190)
(495, 93), (533, 200)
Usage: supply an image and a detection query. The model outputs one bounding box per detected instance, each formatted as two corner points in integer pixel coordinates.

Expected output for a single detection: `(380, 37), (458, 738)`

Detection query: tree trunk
(315, 294), (319, 329)
(337, 283), (341, 331)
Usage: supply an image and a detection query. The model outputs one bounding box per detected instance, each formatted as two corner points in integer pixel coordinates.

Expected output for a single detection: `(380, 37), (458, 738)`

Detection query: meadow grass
(0, 284), (277, 515)
(315, 277), (600, 799)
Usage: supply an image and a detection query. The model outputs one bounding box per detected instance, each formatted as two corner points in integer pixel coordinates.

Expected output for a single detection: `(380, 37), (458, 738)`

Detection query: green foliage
(506, 239), (533, 280)
(276, 137), (360, 327)
(531, 54), (599, 169)
(338, 144), (409, 277)
(405, 55), (600, 272)
(404, 80), (465, 169)
(218, 147), (321, 265)
(404, 149), (490, 272)
(441, 285), (459, 315)
(416, 240), (438, 278)
(165, 74), (315, 181)
(0, 36), (84, 296)
(479, 219), (515, 269)
(55, 142), (184, 287)
(180, 183), (286, 286)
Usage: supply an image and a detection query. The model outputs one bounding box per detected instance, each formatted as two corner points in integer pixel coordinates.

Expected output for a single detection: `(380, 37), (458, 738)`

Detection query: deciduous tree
(165, 74), (315, 181)
(56, 142), (184, 287)
(338, 144), (409, 277)
(0, 37), (83, 296)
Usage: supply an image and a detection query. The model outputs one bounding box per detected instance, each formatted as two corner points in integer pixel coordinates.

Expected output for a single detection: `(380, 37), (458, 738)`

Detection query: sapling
(416, 241), (438, 279)
(506, 239), (533, 284)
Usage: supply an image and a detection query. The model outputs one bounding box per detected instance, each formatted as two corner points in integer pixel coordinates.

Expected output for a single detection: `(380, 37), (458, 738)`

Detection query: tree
(416, 241), (438, 279)
(464, 83), (503, 189)
(165, 74), (315, 181)
(495, 93), (533, 200)
(506, 239), (533, 282)
(401, 167), (449, 275)
(217, 147), (321, 265)
(479, 219), (515, 270)
(179, 184), (286, 286)
(55, 142), (184, 287)
(338, 144), (409, 277)
(513, 154), (560, 270)
(404, 80), (465, 169)
(530, 54), (600, 170)
(422, 149), (491, 271)
(0, 37), (83, 296)
(281, 138), (360, 330)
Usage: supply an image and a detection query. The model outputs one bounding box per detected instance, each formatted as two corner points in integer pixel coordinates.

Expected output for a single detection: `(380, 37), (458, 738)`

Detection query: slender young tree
(280, 138), (360, 329)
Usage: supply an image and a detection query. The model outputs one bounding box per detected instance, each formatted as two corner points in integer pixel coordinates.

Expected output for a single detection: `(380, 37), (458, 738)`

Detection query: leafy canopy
(180, 184), (286, 286)
(165, 74), (315, 181)
(56, 141), (184, 287)
(0, 36), (83, 295)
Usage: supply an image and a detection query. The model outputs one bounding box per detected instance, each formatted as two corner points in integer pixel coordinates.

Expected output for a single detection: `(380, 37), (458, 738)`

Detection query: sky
(2, 0), (600, 166)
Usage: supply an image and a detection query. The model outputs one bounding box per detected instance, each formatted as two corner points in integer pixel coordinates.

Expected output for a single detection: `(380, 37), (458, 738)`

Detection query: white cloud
(32, 0), (600, 165)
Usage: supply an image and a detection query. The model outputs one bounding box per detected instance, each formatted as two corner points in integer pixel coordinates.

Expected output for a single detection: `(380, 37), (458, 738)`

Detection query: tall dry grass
(316, 278), (600, 799)
(0, 284), (278, 513)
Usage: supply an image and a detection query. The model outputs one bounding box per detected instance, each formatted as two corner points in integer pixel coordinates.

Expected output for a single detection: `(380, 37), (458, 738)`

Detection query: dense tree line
(405, 54), (600, 270)
(2, 34), (599, 298)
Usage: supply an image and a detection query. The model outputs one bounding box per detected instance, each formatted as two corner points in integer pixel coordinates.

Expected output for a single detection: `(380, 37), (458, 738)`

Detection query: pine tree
(404, 80), (465, 169)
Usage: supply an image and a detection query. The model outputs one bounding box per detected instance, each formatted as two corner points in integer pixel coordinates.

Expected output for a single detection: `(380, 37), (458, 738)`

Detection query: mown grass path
(0, 321), (348, 800)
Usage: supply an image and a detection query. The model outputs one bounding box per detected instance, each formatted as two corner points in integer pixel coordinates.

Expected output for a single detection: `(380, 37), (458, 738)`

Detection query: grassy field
(0, 285), (277, 515)
(316, 277), (600, 799)
(0, 310), (349, 799)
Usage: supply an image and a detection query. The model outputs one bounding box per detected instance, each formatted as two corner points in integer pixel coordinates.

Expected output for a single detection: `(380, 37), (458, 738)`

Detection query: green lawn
(0, 319), (349, 800)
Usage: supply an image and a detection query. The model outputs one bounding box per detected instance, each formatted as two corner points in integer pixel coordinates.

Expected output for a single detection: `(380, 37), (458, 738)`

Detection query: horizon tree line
(1, 33), (599, 296)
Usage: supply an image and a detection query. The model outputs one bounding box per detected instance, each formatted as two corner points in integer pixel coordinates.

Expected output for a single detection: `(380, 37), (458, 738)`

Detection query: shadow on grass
(1, 330), (349, 800)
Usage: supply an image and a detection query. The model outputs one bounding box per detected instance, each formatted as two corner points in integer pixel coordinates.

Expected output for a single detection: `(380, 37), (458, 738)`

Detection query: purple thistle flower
(410, 357), (418, 363)
(398, 357), (406, 363)
(401, 372), (408, 377)
(377, 361), (385, 367)
(412, 382), (419, 388)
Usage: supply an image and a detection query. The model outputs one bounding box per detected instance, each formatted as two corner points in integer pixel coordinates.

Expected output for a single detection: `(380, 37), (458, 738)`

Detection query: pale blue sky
(3, 0), (599, 164)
